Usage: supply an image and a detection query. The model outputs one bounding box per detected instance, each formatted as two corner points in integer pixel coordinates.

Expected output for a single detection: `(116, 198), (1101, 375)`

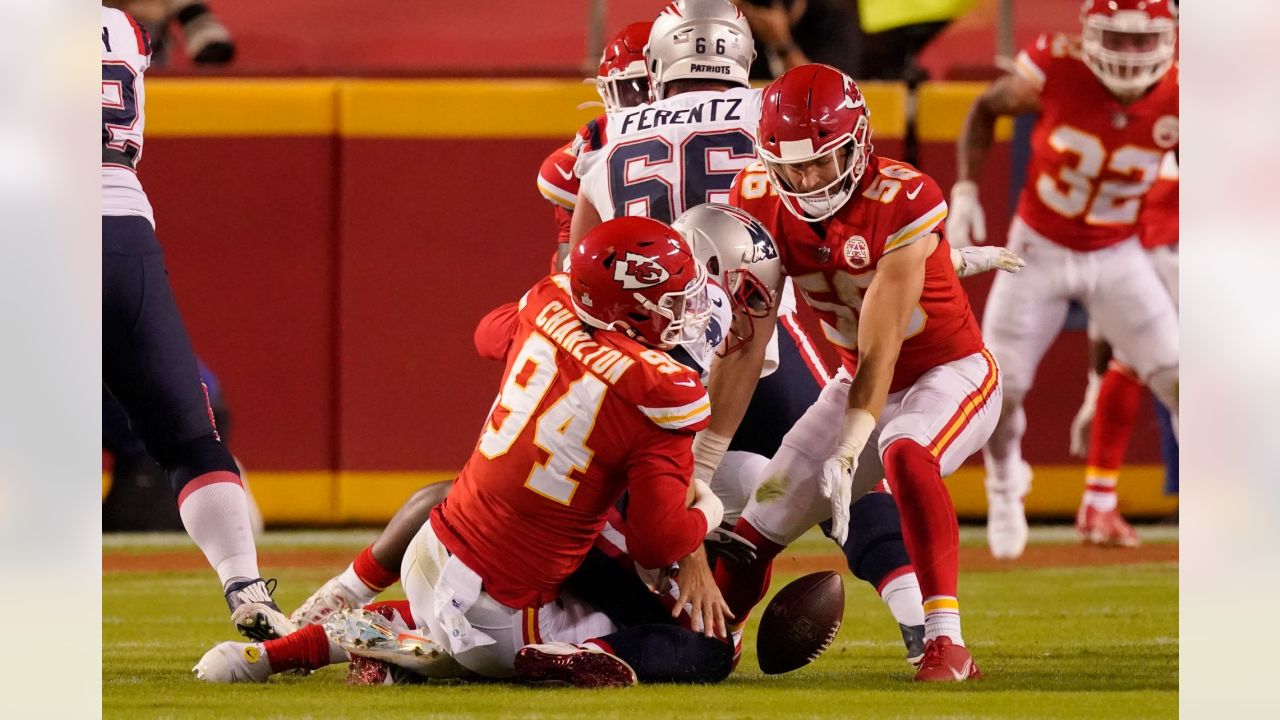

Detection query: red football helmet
(1080, 0), (1177, 95)
(756, 64), (873, 222)
(595, 21), (653, 112)
(569, 216), (711, 349)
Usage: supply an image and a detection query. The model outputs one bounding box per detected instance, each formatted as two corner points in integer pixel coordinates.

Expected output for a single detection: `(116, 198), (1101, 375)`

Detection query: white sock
(922, 595), (963, 646)
(879, 571), (925, 627)
(178, 472), (260, 587)
(337, 564), (381, 607)
(1084, 475), (1119, 511)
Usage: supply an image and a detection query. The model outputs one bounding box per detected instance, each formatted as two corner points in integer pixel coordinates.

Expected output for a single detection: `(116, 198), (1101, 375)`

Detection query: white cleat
(193, 641), (273, 683)
(323, 608), (463, 679)
(985, 461), (1032, 560)
(289, 575), (361, 628)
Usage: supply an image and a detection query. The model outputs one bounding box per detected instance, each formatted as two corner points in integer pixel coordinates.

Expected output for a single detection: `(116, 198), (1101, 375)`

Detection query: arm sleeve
(622, 427), (709, 569)
(473, 302), (520, 361)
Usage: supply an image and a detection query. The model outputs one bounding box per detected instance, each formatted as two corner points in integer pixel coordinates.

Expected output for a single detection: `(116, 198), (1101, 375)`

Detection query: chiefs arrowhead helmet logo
(614, 252), (671, 289)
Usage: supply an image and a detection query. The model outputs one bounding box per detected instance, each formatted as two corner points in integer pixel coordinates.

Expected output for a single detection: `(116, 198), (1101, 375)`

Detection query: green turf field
(103, 527), (1177, 719)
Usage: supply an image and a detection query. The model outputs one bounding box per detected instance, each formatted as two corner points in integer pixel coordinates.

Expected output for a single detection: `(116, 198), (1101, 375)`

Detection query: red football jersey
(1140, 151), (1178, 250)
(731, 155), (983, 393)
(431, 274), (711, 609)
(536, 140), (578, 251)
(536, 115), (610, 266)
(1014, 33), (1179, 251)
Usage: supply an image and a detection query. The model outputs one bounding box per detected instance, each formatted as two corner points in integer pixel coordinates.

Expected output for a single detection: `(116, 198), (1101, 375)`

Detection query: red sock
(262, 624), (333, 672)
(353, 545), (400, 592)
(882, 439), (958, 600)
(712, 519), (785, 622)
(1086, 364), (1144, 472)
(363, 599), (416, 629)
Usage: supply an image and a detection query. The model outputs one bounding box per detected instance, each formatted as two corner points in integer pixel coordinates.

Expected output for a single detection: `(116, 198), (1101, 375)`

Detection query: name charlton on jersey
(535, 301), (636, 385)
(618, 97), (744, 134)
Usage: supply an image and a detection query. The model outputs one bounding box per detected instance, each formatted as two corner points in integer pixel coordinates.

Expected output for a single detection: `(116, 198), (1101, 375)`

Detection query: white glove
(820, 408), (876, 545)
(690, 477), (725, 531)
(820, 454), (857, 545)
(1069, 371), (1101, 458)
(952, 246), (1025, 277)
(948, 180), (987, 247)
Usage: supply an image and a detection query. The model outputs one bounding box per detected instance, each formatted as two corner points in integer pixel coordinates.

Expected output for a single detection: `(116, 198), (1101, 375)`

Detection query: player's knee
(159, 433), (239, 496)
(881, 439), (938, 495)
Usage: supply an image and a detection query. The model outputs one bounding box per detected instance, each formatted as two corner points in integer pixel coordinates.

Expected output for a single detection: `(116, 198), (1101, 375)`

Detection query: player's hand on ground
(820, 453), (857, 545)
(704, 522), (758, 565)
(948, 180), (987, 247)
(675, 545), (733, 639)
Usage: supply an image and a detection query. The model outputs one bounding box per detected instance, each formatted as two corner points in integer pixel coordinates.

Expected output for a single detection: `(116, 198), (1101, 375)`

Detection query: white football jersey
(679, 281), (734, 384)
(578, 85), (796, 373)
(101, 7), (153, 225)
(576, 86), (763, 224)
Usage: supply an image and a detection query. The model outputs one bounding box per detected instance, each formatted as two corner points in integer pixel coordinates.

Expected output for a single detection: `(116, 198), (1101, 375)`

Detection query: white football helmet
(671, 203), (780, 354)
(646, 0), (755, 100)
(1080, 0), (1177, 96)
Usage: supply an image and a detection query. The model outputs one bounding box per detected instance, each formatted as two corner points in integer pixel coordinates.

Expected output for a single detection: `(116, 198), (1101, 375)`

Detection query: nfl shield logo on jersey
(842, 236), (870, 269)
(614, 252), (671, 289)
(1153, 115), (1178, 149)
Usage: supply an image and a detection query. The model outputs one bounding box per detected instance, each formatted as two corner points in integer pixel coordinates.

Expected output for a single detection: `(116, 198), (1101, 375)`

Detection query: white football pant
(401, 519), (616, 678)
(983, 219), (1179, 482)
(743, 352), (1002, 547)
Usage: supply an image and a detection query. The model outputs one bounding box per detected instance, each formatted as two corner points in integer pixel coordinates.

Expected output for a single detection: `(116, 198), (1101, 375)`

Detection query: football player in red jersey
(536, 21), (651, 271)
(199, 218), (736, 687)
(1068, 150), (1179, 546)
(709, 64), (1000, 682)
(950, 0), (1179, 560)
(405, 217), (736, 686)
(284, 21), (651, 634)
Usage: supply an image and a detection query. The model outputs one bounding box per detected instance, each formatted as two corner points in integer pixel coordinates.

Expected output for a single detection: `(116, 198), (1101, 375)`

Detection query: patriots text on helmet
(618, 97), (744, 134)
(533, 300), (636, 385)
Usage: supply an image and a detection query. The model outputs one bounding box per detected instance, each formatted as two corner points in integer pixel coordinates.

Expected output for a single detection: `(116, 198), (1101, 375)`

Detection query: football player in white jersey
(101, 6), (292, 642)
(572, 0), (936, 666)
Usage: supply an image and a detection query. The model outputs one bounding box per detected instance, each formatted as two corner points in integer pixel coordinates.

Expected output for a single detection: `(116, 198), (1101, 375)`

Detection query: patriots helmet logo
(614, 252), (671, 289)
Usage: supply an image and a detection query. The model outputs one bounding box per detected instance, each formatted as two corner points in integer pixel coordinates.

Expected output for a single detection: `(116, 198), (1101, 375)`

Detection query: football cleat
(192, 641), (273, 683)
(225, 577), (296, 641)
(900, 623), (927, 667)
(323, 608), (460, 679)
(514, 642), (637, 688)
(1076, 504), (1141, 548)
(289, 575), (361, 628)
(913, 637), (982, 682)
(985, 461), (1032, 560)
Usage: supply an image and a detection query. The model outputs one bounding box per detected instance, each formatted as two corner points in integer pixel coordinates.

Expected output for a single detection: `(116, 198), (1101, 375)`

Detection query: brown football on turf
(756, 570), (845, 675)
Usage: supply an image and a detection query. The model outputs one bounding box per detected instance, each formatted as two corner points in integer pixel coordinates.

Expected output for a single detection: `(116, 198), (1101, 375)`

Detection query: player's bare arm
(951, 74), (1041, 246)
(846, 236), (933, 417)
(568, 192), (604, 251)
(957, 74), (1042, 183)
(694, 272), (785, 480)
